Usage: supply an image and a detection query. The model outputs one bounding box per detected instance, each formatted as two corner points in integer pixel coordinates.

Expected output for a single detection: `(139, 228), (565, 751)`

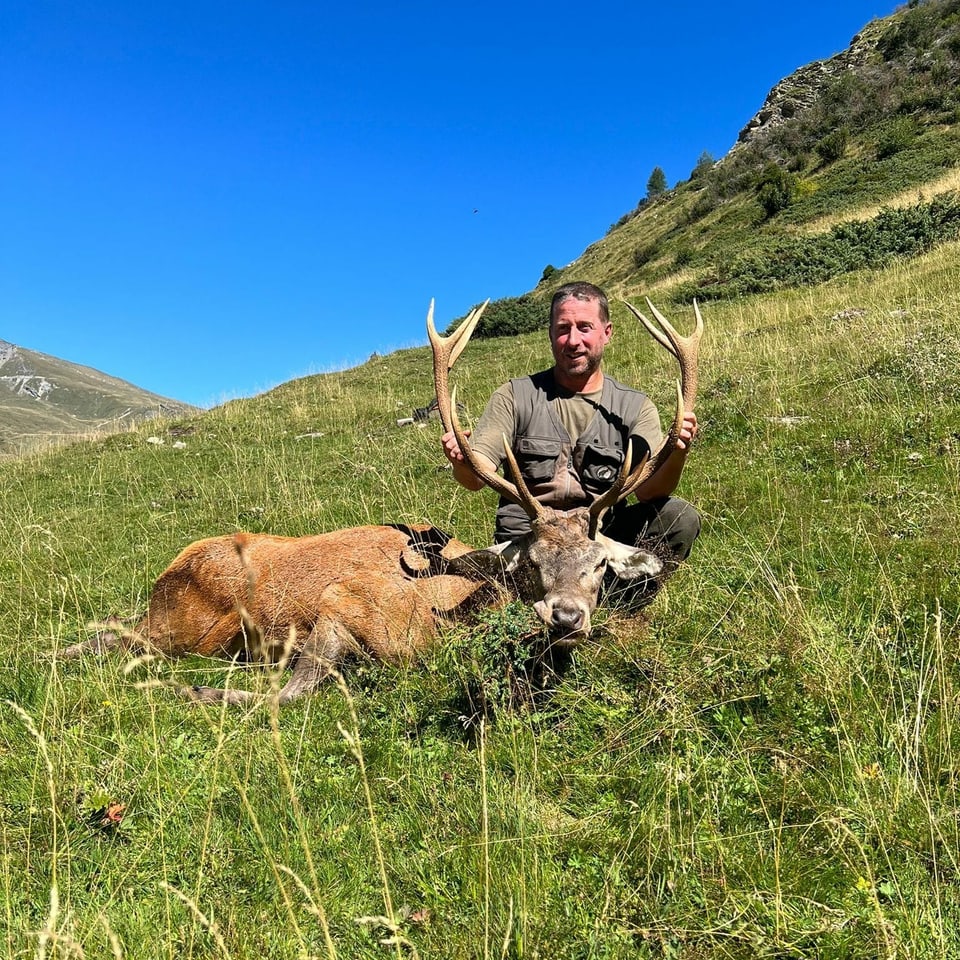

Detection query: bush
(756, 162), (798, 218)
(685, 190), (719, 223)
(690, 150), (716, 181)
(633, 242), (661, 269)
(451, 294), (547, 339)
(816, 126), (849, 164)
(539, 264), (558, 283)
(673, 193), (960, 303)
(876, 116), (919, 159)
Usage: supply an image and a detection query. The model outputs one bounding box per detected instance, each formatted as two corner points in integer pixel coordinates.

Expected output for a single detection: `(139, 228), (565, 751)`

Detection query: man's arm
(632, 410), (698, 501)
(440, 384), (514, 492)
(441, 429), (495, 491)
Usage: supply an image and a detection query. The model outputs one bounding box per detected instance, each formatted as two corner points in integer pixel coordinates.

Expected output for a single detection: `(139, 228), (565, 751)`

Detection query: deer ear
(450, 539), (525, 578)
(596, 534), (662, 580)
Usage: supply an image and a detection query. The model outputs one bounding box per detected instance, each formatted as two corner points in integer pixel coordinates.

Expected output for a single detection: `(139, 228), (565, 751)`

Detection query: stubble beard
(559, 351), (600, 380)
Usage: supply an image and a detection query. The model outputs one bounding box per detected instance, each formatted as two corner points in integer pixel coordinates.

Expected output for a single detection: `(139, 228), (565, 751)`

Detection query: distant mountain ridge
(0, 339), (195, 455)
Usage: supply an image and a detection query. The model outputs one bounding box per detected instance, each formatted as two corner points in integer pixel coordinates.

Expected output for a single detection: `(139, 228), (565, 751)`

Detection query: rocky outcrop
(731, 18), (888, 154)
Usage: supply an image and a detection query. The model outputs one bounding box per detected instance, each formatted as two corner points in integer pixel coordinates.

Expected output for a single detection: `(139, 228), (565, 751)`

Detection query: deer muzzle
(534, 597), (591, 644)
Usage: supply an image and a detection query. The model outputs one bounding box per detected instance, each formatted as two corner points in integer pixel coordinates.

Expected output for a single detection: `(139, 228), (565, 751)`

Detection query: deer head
(428, 296), (703, 643)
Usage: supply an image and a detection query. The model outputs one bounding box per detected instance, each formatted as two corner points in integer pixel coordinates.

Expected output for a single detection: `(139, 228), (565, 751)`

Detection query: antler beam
(588, 299), (703, 527)
(427, 300), (544, 518)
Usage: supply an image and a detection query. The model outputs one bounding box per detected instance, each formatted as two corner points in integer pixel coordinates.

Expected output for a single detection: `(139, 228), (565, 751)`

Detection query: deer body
(64, 524), (493, 704)
(143, 526), (484, 659)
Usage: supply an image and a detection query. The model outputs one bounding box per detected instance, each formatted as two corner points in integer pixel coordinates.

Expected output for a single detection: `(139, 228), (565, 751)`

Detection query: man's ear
(596, 533), (662, 580)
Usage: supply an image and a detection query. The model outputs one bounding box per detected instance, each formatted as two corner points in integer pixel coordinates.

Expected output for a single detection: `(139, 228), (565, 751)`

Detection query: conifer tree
(646, 166), (668, 198)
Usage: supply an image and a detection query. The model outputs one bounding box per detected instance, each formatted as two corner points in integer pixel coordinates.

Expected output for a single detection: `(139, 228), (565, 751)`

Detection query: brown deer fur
(62, 523), (497, 705)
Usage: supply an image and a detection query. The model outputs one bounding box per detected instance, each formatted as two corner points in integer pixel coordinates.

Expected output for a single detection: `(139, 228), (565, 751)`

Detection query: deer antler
(427, 300), (544, 519)
(587, 299), (703, 532)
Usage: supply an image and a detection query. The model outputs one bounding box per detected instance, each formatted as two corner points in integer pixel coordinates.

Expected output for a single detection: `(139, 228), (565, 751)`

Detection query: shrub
(875, 116), (919, 159)
(633, 242), (660, 269)
(673, 193), (960, 303)
(686, 190), (719, 223)
(449, 294), (547, 339)
(756, 162), (797, 218)
(690, 150), (716, 181)
(816, 126), (849, 164)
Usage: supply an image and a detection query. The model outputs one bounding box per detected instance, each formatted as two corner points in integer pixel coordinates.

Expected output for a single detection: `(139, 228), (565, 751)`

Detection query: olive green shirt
(470, 377), (663, 469)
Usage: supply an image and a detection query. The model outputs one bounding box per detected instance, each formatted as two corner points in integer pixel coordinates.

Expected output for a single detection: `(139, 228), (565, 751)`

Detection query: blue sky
(2, 0), (893, 407)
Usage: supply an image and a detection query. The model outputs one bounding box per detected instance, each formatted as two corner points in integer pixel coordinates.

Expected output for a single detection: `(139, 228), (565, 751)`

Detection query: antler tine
(587, 439), (647, 537)
(427, 298), (488, 436)
(428, 299), (540, 516)
(501, 438), (546, 520)
(610, 299), (705, 503)
(621, 297), (677, 357)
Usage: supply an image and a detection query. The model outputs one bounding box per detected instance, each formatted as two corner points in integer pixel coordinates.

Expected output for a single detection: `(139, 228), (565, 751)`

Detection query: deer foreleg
(183, 618), (350, 706)
(273, 618), (350, 704)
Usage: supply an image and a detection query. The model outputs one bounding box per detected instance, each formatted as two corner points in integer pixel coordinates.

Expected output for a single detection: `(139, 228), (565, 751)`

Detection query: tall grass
(0, 245), (958, 957)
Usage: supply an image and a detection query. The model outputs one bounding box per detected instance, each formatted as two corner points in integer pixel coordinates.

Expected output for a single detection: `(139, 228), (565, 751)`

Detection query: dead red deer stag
(62, 523), (497, 705)
(61, 298), (701, 705)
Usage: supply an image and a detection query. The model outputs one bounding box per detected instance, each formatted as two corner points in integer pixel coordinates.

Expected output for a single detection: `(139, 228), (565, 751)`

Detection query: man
(440, 281), (700, 606)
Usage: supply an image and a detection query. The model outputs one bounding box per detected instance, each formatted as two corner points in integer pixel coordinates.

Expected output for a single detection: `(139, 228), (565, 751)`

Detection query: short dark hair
(549, 281), (609, 326)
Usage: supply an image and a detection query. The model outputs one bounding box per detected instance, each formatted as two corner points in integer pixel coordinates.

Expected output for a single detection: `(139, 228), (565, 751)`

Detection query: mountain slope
(0, 339), (195, 455)
(468, 0), (960, 337)
(1, 4), (959, 955)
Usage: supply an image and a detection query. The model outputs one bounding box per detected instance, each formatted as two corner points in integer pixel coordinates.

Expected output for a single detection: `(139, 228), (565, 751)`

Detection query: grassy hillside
(1, 235), (958, 957)
(3, 3), (960, 955)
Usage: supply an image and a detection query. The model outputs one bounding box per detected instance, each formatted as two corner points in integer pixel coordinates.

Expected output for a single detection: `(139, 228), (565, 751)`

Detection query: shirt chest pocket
(577, 443), (625, 494)
(515, 437), (563, 483)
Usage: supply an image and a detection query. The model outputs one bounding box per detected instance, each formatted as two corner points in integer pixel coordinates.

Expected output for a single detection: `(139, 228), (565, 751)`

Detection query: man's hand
(441, 428), (470, 464)
(441, 429), (488, 491)
(676, 412), (698, 452)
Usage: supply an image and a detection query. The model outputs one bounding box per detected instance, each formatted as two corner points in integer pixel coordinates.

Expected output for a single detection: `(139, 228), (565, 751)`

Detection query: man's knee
(658, 498), (701, 563)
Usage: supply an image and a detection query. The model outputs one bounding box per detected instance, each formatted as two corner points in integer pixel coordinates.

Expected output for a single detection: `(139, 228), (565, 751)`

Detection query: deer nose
(549, 601), (585, 634)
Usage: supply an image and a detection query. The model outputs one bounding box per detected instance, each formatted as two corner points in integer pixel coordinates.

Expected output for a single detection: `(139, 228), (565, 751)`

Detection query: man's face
(549, 297), (612, 387)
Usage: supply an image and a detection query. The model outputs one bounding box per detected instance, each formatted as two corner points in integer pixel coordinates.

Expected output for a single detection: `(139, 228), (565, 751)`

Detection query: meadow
(1, 245), (958, 958)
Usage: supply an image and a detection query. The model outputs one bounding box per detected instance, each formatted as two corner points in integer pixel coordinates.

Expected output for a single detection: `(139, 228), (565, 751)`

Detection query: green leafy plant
(756, 162), (798, 218)
(876, 115), (919, 159)
(816, 125), (850, 164)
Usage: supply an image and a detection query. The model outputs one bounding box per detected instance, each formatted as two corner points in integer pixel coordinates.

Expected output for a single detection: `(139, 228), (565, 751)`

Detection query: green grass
(1, 242), (959, 958)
